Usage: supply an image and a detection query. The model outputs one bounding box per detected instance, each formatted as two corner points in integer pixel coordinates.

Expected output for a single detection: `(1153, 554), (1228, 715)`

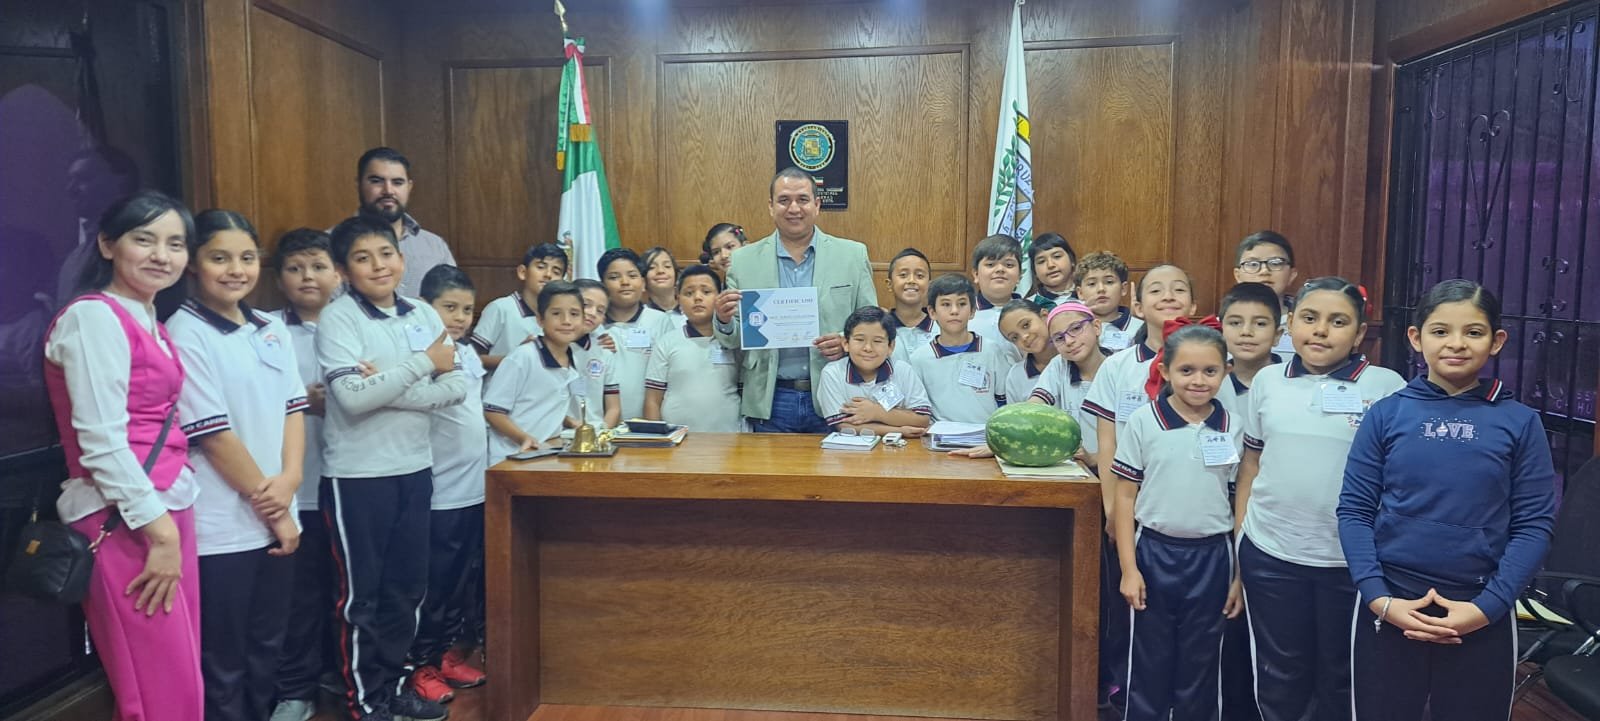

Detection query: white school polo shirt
(644, 322), (743, 432)
(273, 307), (324, 511)
(468, 291), (542, 357)
(571, 334), (619, 425)
(317, 292), (468, 479)
(603, 304), (674, 422)
(1097, 308), (1145, 353)
(168, 301), (308, 556)
(908, 335), (1009, 424)
(1028, 354), (1104, 456)
(816, 357), (932, 427)
(890, 313), (935, 364)
(1112, 397), (1240, 539)
(1082, 342), (1159, 427)
(1240, 355), (1405, 567)
(484, 337), (580, 464)
(971, 294), (1025, 364)
(430, 344), (488, 510)
(1004, 354), (1048, 410)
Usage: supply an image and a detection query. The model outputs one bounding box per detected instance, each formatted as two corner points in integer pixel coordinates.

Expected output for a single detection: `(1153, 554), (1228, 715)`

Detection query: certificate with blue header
(739, 287), (820, 350)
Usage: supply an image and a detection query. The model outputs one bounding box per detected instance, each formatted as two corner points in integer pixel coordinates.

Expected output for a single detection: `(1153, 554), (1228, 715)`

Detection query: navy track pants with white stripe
(322, 470), (432, 719)
(1351, 601), (1514, 721)
(1125, 529), (1232, 721)
(1239, 534), (1355, 721)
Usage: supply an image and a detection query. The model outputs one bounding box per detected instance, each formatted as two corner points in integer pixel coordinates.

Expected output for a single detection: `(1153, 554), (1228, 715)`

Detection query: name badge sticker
(405, 324), (434, 352)
(626, 328), (653, 350)
(872, 382), (904, 409)
(708, 345), (733, 365)
(1321, 383), (1364, 414)
(1116, 390), (1146, 420)
(251, 331), (285, 370)
(1101, 327), (1132, 351)
(958, 360), (988, 389)
(1199, 430), (1240, 467)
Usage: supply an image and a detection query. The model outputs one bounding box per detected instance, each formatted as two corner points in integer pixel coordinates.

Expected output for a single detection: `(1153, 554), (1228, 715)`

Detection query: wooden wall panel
(1024, 40), (1174, 271)
(658, 48), (968, 270)
(247, 3), (385, 249)
(200, 0), (396, 311)
(445, 62), (608, 266)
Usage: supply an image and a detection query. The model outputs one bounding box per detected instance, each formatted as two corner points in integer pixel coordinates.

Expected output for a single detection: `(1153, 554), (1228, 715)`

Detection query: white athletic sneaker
(270, 698), (316, 721)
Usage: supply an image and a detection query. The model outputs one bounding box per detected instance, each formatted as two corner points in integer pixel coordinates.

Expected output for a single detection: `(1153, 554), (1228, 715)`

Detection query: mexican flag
(556, 36), (619, 281)
(986, 0), (1034, 289)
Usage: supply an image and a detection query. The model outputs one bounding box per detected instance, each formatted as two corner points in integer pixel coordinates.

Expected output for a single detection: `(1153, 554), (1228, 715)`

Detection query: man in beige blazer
(715, 168), (878, 431)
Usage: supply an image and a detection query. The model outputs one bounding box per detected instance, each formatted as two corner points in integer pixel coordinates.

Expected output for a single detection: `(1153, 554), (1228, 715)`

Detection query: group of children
(53, 185), (1557, 721)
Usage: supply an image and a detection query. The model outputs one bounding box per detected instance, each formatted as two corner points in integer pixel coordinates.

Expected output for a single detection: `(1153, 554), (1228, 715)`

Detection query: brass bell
(571, 397), (600, 453)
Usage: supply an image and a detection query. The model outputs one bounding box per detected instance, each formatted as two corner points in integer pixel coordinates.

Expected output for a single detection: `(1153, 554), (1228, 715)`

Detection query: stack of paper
(995, 458), (1094, 481)
(927, 421), (987, 449)
(821, 432), (880, 451)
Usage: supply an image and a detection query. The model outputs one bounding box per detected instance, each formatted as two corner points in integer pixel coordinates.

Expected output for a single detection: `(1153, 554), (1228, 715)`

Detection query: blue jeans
(750, 386), (830, 434)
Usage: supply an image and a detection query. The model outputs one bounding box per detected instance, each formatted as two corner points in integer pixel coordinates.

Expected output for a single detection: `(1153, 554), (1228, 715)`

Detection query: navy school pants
(322, 469), (432, 719)
(277, 509), (338, 702)
(410, 503), (484, 667)
(1124, 528), (1232, 721)
(1238, 534), (1355, 721)
(200, 546), (293, 721)
(1351, 598), (1515, 721)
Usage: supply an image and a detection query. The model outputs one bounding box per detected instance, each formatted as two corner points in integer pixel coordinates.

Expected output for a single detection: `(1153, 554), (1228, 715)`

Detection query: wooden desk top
(487, 433), (1101, 510)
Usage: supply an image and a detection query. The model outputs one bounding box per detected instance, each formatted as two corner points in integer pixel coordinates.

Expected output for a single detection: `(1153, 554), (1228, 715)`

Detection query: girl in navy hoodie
(1338, 279), (1556, 720)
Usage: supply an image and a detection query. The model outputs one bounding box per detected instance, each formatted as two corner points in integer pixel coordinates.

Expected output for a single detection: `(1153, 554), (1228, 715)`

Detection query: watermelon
(986, 403), (1082, 467)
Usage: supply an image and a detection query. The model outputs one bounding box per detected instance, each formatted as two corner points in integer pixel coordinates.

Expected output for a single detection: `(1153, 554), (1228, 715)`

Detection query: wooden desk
(486, 434), (1103, 721)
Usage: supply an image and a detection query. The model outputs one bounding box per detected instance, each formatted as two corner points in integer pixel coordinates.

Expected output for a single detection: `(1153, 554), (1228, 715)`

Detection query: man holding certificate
(715, 167), (878, 433)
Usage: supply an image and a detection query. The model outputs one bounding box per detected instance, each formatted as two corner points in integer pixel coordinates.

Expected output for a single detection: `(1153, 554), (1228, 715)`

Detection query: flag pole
(554, 0), (568, 34)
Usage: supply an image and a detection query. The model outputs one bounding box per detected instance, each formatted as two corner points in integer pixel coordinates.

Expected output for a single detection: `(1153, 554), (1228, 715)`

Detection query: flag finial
(554, 0), (568, 34)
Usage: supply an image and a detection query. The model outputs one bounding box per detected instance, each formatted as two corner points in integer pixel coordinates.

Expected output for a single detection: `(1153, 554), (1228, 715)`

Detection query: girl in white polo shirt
(1112, 322), (1242, 721)
(644, 265), (743, 432)
(997, 299), (1057, 405)
(316, 216), (466, 721)
(1079, 264), (1195, 711)
(166, 210), (307, 721)
(1233, 277), (1404, 721)
(573, 278), (621, 428)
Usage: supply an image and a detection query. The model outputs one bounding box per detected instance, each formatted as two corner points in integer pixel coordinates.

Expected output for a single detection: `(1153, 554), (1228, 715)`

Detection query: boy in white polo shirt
(267, 228), (343, 721)
(643, 265), (743, 432)
(407, 265), (490, 703)
(598, 248), (673, 422)
(909, 274), (1009, 423)
(316, 216), (466, 721)
(885, 248), (934, 363)
(484, 281), (588, 463)
(817, 306), (932, 435)
(967, 234), (1025, 364)
(1075, 251), (1144, 352)
(469, 242), (566, 369)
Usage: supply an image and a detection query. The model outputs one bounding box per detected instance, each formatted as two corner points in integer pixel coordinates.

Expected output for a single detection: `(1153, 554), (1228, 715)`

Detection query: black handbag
(5, 406), (177, 604)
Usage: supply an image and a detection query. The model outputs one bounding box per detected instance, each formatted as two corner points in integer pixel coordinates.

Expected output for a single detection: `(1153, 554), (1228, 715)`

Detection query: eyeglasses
(836, 426), (878, 438)
(1049, 319), (1094, 345)
(1237, 258), (1291, 274)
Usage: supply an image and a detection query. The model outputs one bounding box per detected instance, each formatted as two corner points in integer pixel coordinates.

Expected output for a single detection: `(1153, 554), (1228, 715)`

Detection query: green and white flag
(556, 36), (619, 280)
(986, 0), (1034, 289)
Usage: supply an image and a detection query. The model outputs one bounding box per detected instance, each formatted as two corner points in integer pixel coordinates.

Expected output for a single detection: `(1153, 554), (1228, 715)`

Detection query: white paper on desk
(739, 287), (820, 350)
(927, 421), (986, 436)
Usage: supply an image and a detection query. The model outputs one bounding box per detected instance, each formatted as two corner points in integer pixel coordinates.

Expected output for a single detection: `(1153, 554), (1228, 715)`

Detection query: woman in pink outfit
(43, 190), (204, 720)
